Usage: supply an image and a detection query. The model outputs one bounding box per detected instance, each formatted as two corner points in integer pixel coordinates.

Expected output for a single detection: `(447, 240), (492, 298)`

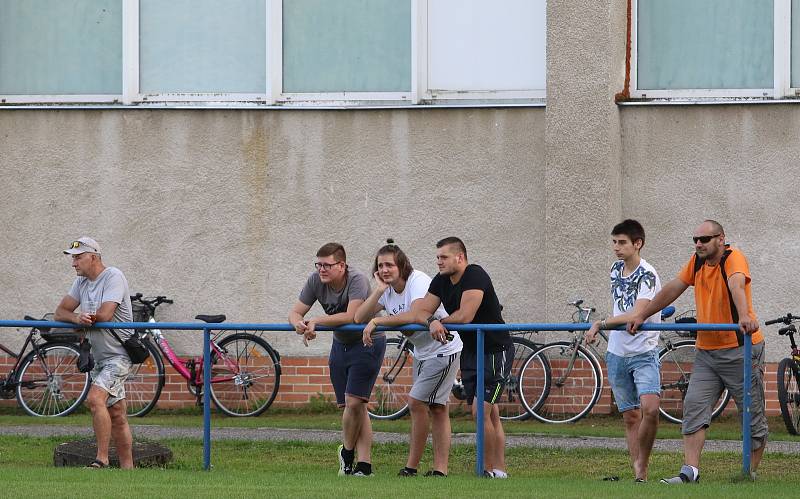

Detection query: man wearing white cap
(54, 237), (135, 469)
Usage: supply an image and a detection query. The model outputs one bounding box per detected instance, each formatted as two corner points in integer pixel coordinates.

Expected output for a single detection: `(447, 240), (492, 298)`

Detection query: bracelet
(370, 319), (378, 328)
(600, 318), (607, 329)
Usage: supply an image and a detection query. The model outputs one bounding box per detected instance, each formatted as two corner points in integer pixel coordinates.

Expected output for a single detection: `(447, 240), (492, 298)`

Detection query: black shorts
(460, 343), (514, 405)
(328, 337), (386, 407)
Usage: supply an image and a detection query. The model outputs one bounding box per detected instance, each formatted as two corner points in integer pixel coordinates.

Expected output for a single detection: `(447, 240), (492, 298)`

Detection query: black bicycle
(766, 313), (800, 435)
(0, 314), (90, 416)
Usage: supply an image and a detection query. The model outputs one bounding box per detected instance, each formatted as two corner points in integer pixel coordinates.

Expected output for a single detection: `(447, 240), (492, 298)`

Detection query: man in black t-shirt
(411, 237), (513, 479)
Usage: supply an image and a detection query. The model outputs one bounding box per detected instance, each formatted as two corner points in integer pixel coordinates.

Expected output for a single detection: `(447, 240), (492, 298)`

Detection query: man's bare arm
(728, 272), (759, 335)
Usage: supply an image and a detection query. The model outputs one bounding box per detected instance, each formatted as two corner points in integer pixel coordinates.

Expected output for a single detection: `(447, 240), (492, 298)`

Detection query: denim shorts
(605, 349), (661, 412)
(328, 337), (386, 407)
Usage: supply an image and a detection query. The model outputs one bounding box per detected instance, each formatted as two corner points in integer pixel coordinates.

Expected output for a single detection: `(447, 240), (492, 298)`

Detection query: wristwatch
(426, 315), (438, 327)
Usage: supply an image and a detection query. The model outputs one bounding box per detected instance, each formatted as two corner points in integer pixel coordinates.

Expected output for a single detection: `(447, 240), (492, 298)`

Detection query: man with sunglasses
(54, 237), (135, 469)
(288, 242), (379, 477)
(628, 220), (766, 484)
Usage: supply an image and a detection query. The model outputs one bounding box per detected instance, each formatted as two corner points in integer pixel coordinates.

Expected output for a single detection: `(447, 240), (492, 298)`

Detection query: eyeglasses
(314, 261), (342, 271)
(693, 234), (721, 244)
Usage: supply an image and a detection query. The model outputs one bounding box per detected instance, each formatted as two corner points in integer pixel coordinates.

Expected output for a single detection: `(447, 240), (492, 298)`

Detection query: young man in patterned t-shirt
(585, 219), (662, 482)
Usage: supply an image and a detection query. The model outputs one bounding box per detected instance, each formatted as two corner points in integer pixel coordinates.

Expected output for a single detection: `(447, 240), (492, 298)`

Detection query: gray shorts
(682, 341), (768, 450)
(409, 352), (461, 406)
(90, 355), (131, 407)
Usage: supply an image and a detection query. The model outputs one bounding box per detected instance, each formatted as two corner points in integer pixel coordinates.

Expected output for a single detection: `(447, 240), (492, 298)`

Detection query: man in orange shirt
(628, 220), (766, 483)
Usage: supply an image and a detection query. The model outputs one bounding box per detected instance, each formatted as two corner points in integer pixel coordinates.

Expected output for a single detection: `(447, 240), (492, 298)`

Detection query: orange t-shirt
(677, 248), (763, 350)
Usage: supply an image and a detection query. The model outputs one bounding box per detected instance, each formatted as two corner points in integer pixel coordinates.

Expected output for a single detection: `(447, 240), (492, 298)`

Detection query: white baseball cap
(63, 236), (101, 255)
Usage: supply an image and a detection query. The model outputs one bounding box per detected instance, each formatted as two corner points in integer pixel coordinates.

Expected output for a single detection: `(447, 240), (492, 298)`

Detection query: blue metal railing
(0, 320), (750, 476)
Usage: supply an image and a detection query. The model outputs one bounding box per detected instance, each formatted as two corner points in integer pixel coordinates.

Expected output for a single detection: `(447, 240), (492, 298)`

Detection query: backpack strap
(693, 247), (743, 347)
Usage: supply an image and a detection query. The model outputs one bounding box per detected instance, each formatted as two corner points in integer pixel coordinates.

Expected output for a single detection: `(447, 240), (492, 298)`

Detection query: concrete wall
(0, 108), (547, 355)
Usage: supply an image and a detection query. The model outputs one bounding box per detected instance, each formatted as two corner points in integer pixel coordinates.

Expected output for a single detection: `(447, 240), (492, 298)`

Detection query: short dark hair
(611, 219), (645, 249)
(436, 237), (467, 259)
(372, 239), (413, 281)
(704, 219), (725, 235)
(316, 242), (346, 262)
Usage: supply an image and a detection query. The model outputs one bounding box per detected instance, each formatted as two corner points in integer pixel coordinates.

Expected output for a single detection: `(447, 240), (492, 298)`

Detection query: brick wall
(0, 353), (786, 417)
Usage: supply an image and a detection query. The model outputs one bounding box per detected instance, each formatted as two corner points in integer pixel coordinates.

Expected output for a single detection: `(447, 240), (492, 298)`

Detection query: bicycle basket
(132, 302), (149, 323)
(675, 316), (698, 338)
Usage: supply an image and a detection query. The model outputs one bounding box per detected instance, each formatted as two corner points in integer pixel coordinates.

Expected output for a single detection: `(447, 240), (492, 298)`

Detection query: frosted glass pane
(793, 0), (800, 87)
(140, 0), (266, 94)
(0, 0), (122, 95)
(282, 0), (411, 93)
(428, 0), (546, 91)
(638, 0), (773, 90)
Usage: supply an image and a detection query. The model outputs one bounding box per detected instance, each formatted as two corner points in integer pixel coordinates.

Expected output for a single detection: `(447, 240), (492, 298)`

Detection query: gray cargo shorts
(682, 341), (768, 450)
(90, 355), (132, 407)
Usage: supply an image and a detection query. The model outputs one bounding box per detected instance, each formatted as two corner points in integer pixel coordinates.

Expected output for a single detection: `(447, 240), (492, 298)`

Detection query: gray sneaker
(659, 465), (699, 484)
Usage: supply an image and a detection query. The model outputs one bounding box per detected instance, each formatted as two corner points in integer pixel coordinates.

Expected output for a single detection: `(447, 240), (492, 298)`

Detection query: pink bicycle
(124, 294), (281, 417)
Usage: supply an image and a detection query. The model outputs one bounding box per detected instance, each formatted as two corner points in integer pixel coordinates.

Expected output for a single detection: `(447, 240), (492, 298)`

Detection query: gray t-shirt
(298, 267), (370, 344)
(68, 266), (133, 362)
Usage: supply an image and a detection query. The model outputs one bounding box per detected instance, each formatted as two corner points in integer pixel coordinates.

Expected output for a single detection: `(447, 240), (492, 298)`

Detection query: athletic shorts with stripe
(460, 344), (514, 405)
(409, 352), (461, 406)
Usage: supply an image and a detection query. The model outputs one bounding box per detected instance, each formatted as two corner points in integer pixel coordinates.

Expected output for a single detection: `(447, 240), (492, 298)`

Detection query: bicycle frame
(142, 317), (241, 386)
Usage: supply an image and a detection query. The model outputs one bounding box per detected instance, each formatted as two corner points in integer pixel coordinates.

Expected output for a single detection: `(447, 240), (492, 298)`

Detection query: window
(0, 0), (547, 106)
(634, 0), (799, 99)
(424, 0), (546, 100)
(281, 0), (411, 95)
(0, 0), (122, 100)
(139, 0), (267, 97)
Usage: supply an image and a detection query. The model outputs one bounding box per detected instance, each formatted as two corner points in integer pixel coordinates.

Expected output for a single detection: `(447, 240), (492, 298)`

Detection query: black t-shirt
(428, 264), (511, 353)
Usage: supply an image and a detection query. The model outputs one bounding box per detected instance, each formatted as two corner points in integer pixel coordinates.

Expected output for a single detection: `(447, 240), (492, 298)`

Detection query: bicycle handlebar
(765, 313), (798, 326)
(131, 294), (173, 307)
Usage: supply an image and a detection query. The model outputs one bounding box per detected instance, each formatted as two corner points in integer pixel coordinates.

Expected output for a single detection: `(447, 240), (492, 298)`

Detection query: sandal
(86, 459), (108, 469)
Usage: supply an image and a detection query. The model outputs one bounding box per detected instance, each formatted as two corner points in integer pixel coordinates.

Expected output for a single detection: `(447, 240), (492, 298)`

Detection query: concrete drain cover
(54, 438), (173, 468)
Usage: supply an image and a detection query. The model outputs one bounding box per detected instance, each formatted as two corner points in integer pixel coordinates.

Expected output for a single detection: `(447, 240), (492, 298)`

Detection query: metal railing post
(742, 331), (752, 477)
(203, 327), (212, 471)
(475, 328), (484, 477)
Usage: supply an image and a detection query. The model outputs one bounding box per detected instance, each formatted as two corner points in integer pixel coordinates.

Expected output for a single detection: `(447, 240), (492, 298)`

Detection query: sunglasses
(314, 261), (342, 271)
(70, 241), (97, 251)
(692, 234), (720, 244)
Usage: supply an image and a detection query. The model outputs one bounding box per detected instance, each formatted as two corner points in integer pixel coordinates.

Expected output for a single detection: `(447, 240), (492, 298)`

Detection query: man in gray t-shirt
(54, 237), (134, 469)
(288, 242), (382, 477)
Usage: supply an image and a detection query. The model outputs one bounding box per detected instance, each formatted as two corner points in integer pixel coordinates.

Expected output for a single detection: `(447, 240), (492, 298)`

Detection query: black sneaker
(398, 467), (418, 477)
(352, 461), (373, 477)
(424, 470), (447, 477)
(337, 445), (353, 476)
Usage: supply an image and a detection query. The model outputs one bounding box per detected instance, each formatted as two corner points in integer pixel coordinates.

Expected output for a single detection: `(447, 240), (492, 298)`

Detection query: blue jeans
(605, 349), (660, 412)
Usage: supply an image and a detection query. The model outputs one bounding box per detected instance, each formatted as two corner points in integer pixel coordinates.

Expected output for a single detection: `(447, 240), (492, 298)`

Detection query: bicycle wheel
(125, 338), (165, 417)
(210, 333), (281, 417)
(368, 337), (413, 420)
(777, 357), (800, 435)
(658, 339), (731, 424)
(15, 342), (90, 417)
(521, 341), (602, 424)
(499, 336), (550, 421)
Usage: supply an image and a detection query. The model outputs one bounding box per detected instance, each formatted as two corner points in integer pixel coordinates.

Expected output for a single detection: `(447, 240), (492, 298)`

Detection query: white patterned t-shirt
(607, 258), (662, 356)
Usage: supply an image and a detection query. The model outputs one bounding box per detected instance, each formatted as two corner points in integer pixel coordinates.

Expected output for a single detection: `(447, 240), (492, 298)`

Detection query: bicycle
(518, 300), (731, 424)
(368, 333), (551, 421)
(0, 314), (90, 417)
(518, 300), (604, 424)
(765, 313), (800, 435)
(124, 294), (281, 417)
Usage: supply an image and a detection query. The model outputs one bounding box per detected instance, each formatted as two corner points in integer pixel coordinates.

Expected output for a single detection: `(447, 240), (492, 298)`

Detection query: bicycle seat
(661, 306), (676, 320)
(195, 314), (226, 323)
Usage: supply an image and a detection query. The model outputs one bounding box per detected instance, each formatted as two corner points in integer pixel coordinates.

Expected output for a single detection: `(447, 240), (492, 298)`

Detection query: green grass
(0, 436), (798, 498)
(1, 406), (797, 442)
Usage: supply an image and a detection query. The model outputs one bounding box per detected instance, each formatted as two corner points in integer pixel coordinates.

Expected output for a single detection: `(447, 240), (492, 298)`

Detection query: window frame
(0, 0), (547, 106)
(631, 0), (796, 100)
